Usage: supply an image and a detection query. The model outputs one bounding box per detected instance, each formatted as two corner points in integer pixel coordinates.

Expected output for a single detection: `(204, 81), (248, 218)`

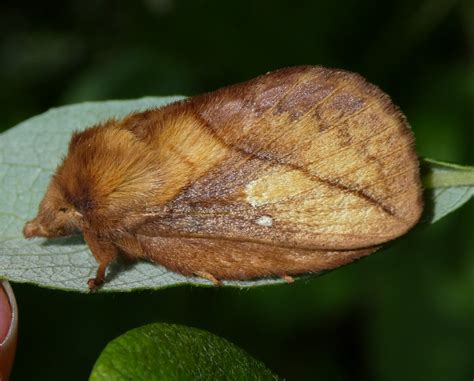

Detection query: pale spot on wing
(256, 215), (273, 227)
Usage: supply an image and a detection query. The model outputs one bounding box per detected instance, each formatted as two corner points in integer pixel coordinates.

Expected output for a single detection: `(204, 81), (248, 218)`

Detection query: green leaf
(421, 158), (474, 224)
(0, 98), (473, 292)
(89, 323), (280, 381)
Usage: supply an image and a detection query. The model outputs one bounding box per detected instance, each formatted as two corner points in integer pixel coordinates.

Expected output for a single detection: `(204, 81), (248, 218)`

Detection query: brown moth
(23, 66), (423, 291)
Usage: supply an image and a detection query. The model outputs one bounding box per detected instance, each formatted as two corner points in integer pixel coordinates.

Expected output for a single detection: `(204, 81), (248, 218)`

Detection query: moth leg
(83, 230), (119, 292)
(281, 275), (295, 283)
(88, 263), (107, 292)
(195, 271), (221, 286)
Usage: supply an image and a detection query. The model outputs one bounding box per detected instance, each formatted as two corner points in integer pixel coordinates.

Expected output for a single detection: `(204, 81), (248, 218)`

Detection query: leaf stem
(422, 158), (474, 189)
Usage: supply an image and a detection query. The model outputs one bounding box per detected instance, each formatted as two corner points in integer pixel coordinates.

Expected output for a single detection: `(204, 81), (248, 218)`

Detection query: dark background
(1, 0), (473, 380)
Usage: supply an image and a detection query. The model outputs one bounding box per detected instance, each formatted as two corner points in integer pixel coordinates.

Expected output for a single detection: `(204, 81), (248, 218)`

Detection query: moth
(23, 66), (423, 291)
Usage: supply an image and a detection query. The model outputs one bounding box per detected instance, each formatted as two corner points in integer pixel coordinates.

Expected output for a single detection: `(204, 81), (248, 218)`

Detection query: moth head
(23, 180), (84, 239)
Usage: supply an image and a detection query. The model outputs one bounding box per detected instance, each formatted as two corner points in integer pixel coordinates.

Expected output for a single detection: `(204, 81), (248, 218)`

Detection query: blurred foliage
(1, 0), (473, 380)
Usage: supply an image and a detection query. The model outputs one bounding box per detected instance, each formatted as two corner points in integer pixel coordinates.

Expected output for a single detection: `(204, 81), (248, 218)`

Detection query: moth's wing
(137, 66), (422, 250)
(136, 235), (376, 280)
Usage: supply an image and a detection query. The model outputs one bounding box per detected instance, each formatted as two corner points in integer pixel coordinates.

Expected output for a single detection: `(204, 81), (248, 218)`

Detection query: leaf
(89, 323), (280, 381)
(0, 98), (473, 292)
(421, 158), (474, 224)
